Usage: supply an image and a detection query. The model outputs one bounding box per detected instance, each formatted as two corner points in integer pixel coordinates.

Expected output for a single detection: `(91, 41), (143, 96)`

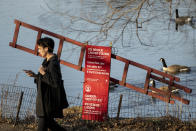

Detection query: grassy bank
(0, 106), (196, 131)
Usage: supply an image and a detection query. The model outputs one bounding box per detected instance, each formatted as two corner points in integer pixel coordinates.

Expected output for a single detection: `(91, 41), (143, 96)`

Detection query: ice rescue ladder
(9, 19), (192, 105)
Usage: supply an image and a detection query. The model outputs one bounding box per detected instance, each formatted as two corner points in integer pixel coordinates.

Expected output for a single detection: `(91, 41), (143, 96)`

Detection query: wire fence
(0, 84), (36, 119)
(0, 83), (196, 122)
(108, 88), (196, 121)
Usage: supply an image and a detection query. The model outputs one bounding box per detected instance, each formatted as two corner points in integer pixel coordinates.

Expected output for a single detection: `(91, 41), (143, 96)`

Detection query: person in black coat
(24, 37), (69, 131)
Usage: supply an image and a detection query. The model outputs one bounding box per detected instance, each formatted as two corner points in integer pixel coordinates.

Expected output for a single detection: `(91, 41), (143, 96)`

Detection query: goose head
(149, 80), (156, 88)
(176, 9), (179, 18)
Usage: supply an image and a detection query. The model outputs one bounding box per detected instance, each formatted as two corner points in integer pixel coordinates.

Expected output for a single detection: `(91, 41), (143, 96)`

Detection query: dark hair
(37, 37), (55, 53)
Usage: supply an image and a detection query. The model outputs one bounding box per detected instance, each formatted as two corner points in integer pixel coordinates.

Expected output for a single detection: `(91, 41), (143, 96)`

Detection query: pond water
(0, 0), (196, 119)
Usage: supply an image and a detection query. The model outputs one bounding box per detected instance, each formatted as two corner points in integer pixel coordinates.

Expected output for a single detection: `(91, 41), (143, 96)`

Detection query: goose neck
(152, 81), (156, 88)
(176, 9), (179, 18)
(161, 59), (167, 68)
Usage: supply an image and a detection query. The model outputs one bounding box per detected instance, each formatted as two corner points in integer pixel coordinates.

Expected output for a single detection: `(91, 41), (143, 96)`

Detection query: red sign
(82, 45), (111, 121)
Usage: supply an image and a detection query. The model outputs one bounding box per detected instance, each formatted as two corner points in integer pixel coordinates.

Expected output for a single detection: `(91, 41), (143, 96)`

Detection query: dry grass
(0, 106), (196, 131)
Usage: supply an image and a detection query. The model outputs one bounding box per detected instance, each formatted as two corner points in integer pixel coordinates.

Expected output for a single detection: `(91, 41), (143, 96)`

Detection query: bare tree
(42, 0), (196, 47)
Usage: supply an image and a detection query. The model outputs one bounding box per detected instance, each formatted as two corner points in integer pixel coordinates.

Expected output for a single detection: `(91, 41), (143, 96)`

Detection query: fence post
(14, 91), (24, 126)
(0, 91), (4, 118)
(117, 94), (123, 120)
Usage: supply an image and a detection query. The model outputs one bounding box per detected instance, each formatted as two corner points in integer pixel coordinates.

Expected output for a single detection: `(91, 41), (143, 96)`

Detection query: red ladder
(9, 19), (192, 105)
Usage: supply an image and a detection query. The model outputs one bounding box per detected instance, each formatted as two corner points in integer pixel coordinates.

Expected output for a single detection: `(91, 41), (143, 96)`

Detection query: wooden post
(117, 94), (123, 120)
(0, 91), (4, 118)
(14, 91), (24, 126)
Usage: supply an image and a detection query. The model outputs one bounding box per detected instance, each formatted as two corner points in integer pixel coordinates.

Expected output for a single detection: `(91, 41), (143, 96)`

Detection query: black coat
(34, 54), (69, 118)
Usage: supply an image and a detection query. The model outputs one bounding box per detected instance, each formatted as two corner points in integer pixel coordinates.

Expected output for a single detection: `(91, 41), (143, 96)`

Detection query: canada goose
(150, 80), (181, 104)
(150, 80), (180, 94)
(175, 9), (193, 31)
(160, 58), (190, 74)
(175, 9), (192, 25)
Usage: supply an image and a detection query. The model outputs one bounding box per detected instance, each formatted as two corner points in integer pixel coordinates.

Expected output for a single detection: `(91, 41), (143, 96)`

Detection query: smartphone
(23, 69), (31, 73)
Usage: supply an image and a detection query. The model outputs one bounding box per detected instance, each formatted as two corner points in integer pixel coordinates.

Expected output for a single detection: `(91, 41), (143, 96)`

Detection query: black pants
(38, 117), (66, 131)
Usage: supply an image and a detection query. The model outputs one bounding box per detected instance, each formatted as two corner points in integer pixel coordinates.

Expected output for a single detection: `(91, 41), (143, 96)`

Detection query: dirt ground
(0, 107), (196, 131)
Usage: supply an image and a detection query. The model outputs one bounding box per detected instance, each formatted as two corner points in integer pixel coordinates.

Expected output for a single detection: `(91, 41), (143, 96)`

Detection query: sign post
(82, 45), (111, 121)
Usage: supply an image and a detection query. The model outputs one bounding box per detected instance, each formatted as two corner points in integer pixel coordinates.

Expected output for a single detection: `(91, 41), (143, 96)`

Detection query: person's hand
(39, 66), (46, 75)
(23, 70), (36, 77)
